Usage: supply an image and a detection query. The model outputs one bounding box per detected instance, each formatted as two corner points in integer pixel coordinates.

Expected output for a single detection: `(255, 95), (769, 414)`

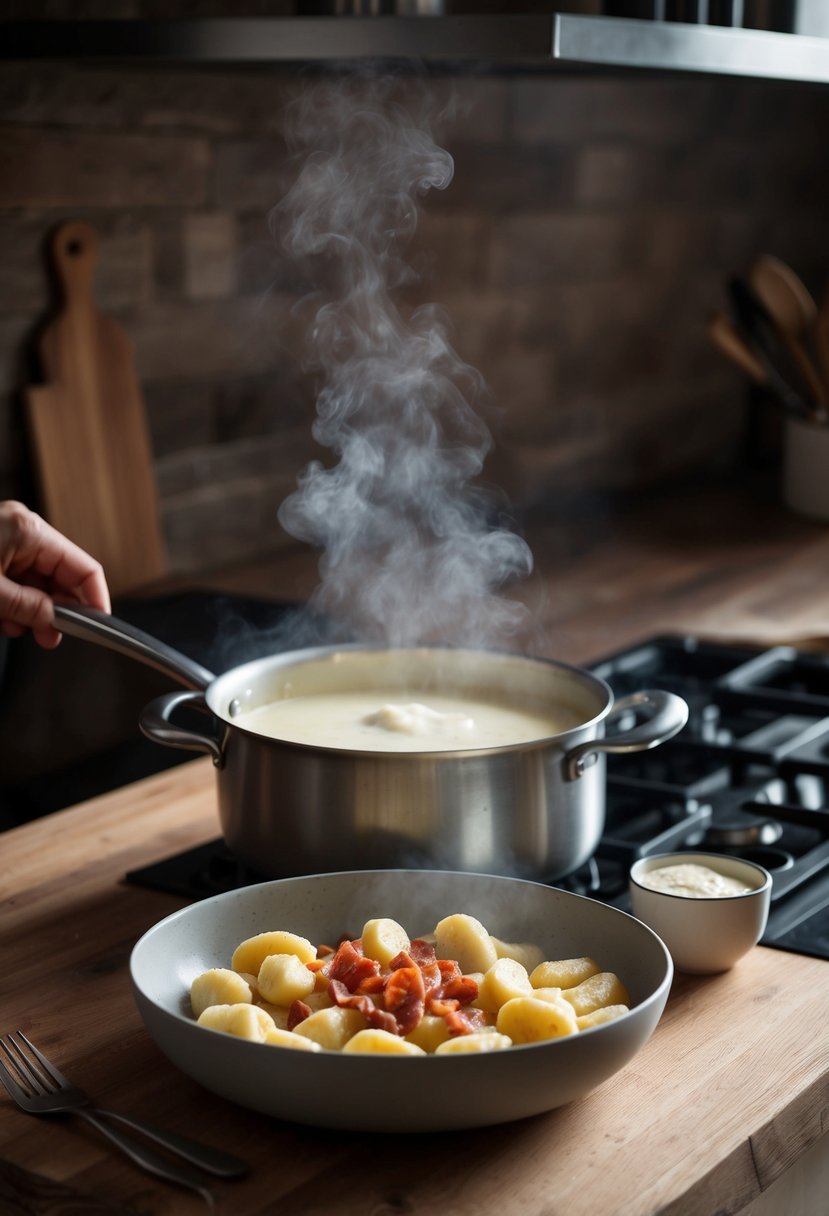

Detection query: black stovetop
(126, 635), (829, 963)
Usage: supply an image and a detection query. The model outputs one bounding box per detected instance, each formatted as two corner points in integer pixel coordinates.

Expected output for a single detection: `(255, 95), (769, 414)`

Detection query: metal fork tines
(0, 1030), (247, 1202)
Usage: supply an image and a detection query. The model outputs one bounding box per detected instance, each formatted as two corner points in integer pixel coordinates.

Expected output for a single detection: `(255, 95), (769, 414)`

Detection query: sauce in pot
(232, 691), (582, 752)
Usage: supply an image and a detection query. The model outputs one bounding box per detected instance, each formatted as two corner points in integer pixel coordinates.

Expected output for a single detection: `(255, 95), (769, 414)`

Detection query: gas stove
(126, 635), (829, 962)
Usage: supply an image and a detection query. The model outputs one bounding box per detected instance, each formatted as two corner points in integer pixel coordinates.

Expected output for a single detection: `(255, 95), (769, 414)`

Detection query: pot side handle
(139, 690), (224, 767)
(563, 690), (688, 782)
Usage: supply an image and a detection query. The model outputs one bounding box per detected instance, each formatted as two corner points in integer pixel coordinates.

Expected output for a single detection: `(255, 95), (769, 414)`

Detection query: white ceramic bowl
(130, 869), (672, 1132)
(629, 852), (772, 975)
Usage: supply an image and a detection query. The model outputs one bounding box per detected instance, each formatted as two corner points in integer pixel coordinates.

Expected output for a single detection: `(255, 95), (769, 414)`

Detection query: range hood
(4, 2), (829, 86)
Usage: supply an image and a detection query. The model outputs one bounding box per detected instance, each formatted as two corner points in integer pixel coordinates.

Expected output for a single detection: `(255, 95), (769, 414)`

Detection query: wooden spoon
(745, 261), (826, 412)
(727, 277), (826, 420)
(749, 254), (817, 337)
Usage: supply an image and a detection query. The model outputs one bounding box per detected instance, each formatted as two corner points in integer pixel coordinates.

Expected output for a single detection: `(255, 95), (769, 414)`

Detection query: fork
(0, 1031), (246, 1201)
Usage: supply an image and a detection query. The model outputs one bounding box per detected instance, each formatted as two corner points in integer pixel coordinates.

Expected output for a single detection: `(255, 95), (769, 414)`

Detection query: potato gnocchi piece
(196, 1003), (275, 1042)
(561, 972), (630, 1016)
(231, 930), (316, 975)
(254, 999), (291, 1030)
(292, 1006), (367, 1051)
(434, 913), (498, 975)
(496, 996), (578, 1043)
(477, 957), (533, 1013)
(361, 917), (411, 966)
(264, 1026), (323, 1051)
(530, 956), (600, 991)
(576, 1004), (629, 1030)
(405, 1014), (452, 1053)
(303, 989), (338, 1012)
(491, 937), (545, 973)
(530, 986), (564, 1005)
(343, 1029), (426, 1056)
(299, 982), (330, 1011)
(257, 952), (316, 1006)
(190, 968), (253, 1018)
(434, 1032), (513, 1055)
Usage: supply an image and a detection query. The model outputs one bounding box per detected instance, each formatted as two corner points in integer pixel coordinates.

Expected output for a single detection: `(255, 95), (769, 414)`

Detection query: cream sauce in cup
(637, 862), (753, 899)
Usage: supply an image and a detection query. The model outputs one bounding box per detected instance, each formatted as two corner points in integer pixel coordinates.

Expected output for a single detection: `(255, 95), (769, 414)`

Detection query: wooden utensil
(26, 221), (167, 596)
(749, 254), (818, 338)
(707, 310), (766, 383)
(727, 277), (826, 422)
(747, 256), (826, 411)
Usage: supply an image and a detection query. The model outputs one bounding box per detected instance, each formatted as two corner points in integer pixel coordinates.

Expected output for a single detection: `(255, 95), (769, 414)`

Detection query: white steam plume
(274, 76), (533, 648)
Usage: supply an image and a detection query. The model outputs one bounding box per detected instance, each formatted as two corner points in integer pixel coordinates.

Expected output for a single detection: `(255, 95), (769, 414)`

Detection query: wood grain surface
(1, 763), (827, 1216)
(26, 220), (167, 596)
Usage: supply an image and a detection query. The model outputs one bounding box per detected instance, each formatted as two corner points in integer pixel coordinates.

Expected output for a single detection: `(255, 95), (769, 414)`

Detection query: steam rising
(275, 78), (532, 648)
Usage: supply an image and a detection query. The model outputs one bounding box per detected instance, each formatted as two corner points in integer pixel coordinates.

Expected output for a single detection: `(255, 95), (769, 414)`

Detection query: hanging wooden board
(26, 220), (167, 596)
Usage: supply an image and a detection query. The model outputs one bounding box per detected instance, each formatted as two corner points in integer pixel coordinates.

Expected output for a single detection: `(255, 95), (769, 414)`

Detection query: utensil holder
(782, 416), (829, 522)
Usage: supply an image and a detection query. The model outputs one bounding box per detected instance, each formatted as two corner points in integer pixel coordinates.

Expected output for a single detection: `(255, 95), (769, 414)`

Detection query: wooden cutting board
(26, 220), (167, 596)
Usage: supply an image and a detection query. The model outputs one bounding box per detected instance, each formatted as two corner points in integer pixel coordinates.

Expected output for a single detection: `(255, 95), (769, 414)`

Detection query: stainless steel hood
(4, 3), (829, 86)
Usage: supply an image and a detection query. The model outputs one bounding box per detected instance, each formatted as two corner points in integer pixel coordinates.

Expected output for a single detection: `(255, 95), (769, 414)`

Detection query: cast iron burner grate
(126, 635), (829, 963)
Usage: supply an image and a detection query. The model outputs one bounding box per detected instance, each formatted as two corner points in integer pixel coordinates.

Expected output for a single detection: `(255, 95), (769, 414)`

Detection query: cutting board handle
(51, 220), (98, 310)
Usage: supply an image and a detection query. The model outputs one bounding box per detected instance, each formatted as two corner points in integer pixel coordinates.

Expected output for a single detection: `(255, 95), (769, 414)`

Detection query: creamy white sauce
(639, 862), (753, 899)
(364, 702), (476, 739)
(233, 691), (580, 752)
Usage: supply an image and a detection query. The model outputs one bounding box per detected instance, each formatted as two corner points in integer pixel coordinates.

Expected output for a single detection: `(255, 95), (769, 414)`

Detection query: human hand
(0, 501), (111, 649)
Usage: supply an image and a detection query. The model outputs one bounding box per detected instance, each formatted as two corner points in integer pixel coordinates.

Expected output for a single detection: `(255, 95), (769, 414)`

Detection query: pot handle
(54, 603), (216, 691)
(563, 690), (688, 781)
(139, 690), (225, 768)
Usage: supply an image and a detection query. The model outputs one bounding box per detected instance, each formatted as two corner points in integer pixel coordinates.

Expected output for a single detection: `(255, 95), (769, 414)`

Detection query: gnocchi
(189, 913), (630, 1056)
(190, 968), (253, 1018)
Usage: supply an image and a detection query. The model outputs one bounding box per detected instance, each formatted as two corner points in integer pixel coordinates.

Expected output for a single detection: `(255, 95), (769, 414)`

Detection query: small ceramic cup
(629, 851), (771, 975)
(782, 415), (829, 522)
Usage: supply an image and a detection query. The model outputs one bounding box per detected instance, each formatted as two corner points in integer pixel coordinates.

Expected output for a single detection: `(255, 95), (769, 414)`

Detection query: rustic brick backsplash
(1, 58), (828, 580)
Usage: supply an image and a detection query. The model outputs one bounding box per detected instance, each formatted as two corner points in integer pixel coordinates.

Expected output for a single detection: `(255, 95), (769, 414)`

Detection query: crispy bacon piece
(444, 1005), (489, 1036)
(437, 958), (462, 984)
(407, 939), (435, 966)
(309, 933), (485, 1041)
(287, 998), (312, 1031)
(427, 997), (459, 1019)
(407, 940), (442, 996)
(395, 940), (436, 990)
(383, 964), (426, 1036)
(439, 974), (479, 1006)
(427, 996), (488, 1036)
(323, 939), (382, 993)
(328, 978), (398, 1034)
(387, 950), (415, 970)
(354, 973), (386, 995)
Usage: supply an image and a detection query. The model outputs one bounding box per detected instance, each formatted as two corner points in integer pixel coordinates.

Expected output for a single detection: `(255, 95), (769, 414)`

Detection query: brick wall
(2, 57), (829, 577)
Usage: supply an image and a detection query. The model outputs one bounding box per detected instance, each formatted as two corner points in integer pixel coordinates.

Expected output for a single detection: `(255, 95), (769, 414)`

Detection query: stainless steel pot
(54, 604), (688, 880)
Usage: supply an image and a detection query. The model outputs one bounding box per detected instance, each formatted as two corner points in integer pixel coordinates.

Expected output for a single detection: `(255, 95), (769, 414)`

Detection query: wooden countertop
(2, 764), (828, 1216)
(2, 476), (829, 1215)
